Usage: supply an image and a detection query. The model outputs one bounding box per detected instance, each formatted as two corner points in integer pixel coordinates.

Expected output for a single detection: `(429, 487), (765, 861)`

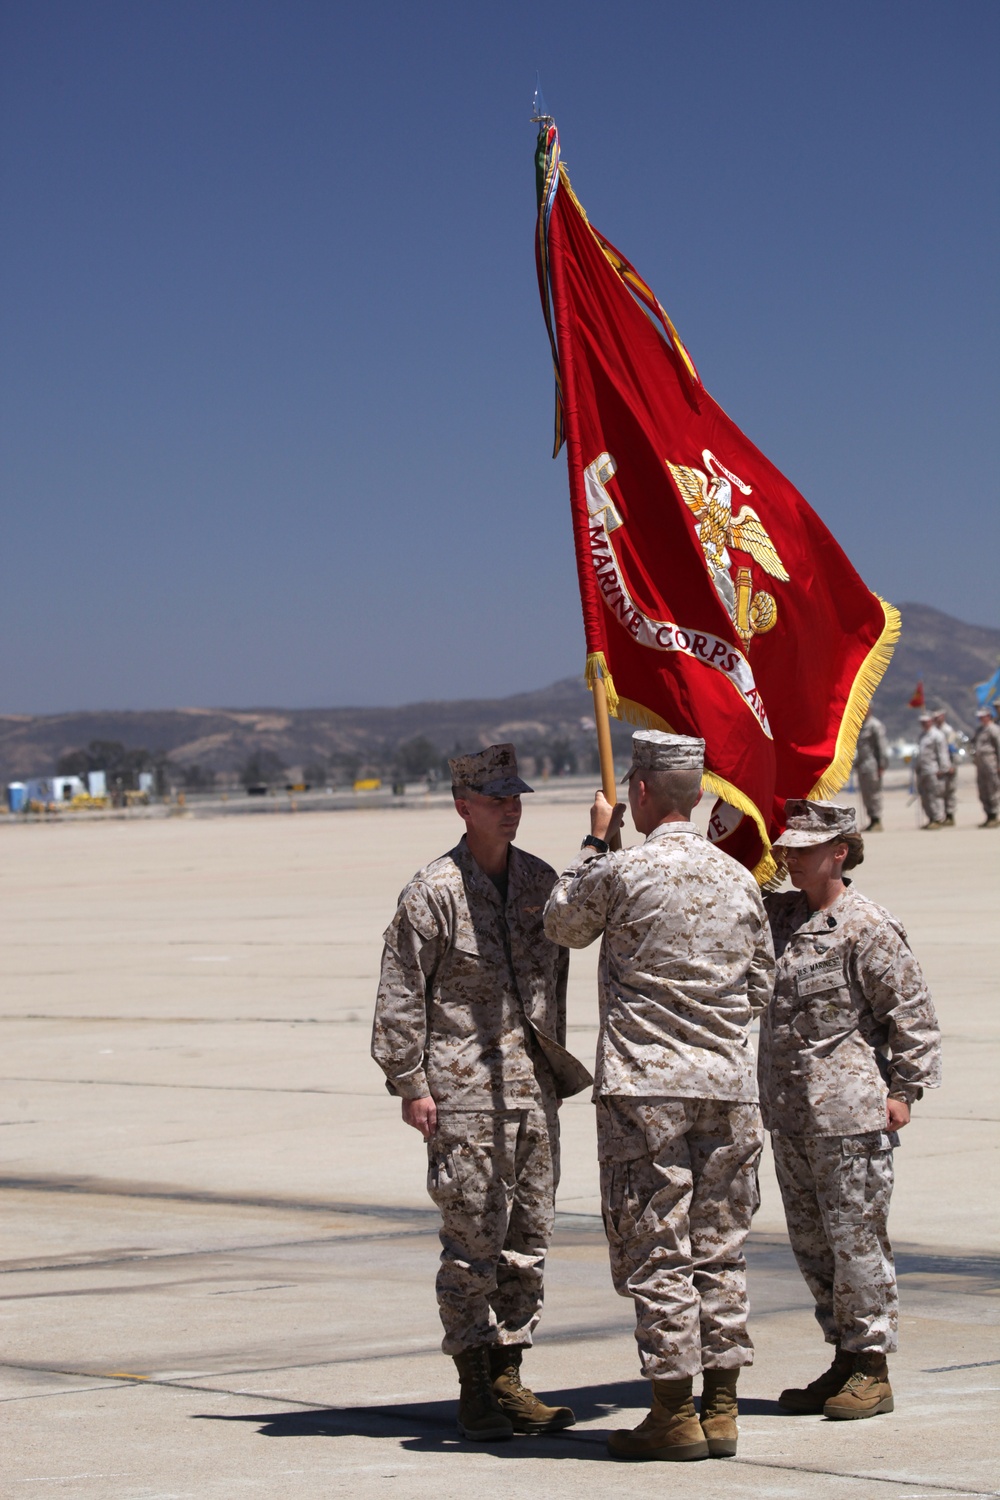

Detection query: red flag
(908, 681), (925, 708)
(535, 122), (898, 881)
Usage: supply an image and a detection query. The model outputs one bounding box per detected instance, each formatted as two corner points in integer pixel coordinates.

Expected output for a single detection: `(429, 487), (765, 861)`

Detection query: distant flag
(534, 120), (899, 881)
(908, 681), (926, 709)
(975, 665), (1000, 708)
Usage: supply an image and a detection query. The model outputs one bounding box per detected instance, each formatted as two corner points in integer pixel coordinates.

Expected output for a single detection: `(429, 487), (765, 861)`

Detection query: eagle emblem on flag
(667, 451), (789, 647)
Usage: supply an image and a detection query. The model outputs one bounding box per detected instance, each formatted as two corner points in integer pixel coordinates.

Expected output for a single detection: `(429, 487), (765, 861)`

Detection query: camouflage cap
(621, 730), (705, 781)
(772, 799), (858, 848)
(448, 742), (533, 798)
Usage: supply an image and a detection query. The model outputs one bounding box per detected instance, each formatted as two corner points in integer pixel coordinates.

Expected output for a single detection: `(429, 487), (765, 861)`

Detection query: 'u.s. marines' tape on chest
(794, 953), (845, 996)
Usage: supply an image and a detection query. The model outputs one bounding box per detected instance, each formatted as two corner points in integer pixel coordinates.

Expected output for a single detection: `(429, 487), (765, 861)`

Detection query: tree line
(54, 731), (602, 795)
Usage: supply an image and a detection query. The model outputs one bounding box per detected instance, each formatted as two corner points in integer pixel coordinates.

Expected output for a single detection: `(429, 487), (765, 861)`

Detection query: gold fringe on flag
(809, 598), (902, 802)
(584, 652), (620, 717)
(616, 696), (675, 733)
(702, 770), (778, 887)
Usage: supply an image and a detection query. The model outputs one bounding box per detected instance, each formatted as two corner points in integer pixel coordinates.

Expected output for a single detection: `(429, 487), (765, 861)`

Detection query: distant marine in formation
(854, 711), (889, 831)
(972, 706), (1000, 827)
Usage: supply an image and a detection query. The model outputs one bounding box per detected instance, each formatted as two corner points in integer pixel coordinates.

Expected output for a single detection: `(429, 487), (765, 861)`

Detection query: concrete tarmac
(1, 769), (997, 1498)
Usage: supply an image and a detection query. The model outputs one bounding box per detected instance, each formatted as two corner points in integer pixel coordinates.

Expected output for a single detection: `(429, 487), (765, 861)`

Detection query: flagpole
(592, 670), (622, 851)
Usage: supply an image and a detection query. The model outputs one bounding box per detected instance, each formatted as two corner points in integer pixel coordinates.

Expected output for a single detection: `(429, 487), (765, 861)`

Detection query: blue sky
(2, 0), (997, 713)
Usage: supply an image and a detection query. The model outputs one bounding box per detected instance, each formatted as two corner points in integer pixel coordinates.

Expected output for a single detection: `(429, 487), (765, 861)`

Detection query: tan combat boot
(700, 1368), (739, 1457)
(823, 1351), (894, 1420)
(607, 1376), (710, 1461)
(778, 1346), (854, 1413)
(488, 1346), (575, 1433)
(452, 1347), (514, 1441)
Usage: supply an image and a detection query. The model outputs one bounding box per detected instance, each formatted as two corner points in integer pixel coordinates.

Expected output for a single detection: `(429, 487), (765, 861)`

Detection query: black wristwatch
(581, 834), (609, 853)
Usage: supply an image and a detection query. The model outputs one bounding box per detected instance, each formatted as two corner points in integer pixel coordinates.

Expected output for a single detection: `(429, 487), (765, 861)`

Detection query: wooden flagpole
(591, 671), (622, 851)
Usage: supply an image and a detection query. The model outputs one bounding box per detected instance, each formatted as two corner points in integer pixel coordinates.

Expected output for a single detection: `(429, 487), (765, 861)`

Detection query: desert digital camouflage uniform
(915, 722), (949, 824)
(544, 810), (774, 1379)
(760, 881), (942, 1354)
(971, 715), (1000, 822)
(939, 720), (958, 821)
(373, 835), (591, 1354)
(854, 715), (888, 823)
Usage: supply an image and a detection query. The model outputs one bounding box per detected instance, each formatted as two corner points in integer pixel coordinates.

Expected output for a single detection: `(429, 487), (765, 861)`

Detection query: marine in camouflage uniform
(971, 708), (1000, 827)
(760, 800), (942, 1420)
(373, 743), (591, 1441)
(935, 713), (958, 825)
(915, 715), (949, 828)
(854, 713), (888, 829)
(544, 732), (774, 1461)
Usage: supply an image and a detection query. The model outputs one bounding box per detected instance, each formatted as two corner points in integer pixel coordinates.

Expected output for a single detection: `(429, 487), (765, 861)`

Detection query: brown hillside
(0, 602), (995, 782)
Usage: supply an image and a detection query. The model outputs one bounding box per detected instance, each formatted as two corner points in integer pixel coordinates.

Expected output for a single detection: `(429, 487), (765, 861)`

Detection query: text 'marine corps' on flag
(533, 119), (899, 883)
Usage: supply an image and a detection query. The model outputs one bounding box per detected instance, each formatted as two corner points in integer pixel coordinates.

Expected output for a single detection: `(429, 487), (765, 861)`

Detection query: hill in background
(0, 602), (995, 787)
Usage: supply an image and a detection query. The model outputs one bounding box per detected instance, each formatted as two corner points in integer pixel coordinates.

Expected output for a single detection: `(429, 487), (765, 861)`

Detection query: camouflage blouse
(373, 837), (591, 1110)
(543, 823), (774, 1102)
(760, 883), (942, 1136)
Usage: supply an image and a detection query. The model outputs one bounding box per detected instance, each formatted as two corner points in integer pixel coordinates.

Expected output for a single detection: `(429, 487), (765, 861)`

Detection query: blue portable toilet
(6, 782), (26, 812)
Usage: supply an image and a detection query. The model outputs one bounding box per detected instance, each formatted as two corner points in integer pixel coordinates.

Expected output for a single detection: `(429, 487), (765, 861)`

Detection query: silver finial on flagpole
(531, 72), (552, 124)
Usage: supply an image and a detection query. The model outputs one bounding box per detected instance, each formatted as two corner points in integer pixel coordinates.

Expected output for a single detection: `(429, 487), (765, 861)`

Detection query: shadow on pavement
(194, 1380), (788, 1457)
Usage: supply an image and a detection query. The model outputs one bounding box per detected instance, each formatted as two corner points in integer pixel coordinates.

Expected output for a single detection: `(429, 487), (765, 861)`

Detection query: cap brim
(477, 776), (533, 797)
(773, 828), (855, 849)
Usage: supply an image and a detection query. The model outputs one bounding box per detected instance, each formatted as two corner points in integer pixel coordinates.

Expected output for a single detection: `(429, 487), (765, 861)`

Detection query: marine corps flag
(534, 120), (899, 881)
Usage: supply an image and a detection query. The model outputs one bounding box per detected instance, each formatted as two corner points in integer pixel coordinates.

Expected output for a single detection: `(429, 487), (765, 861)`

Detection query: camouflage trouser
(857, 764), (883, 821)
(426, 1105), (558, 1355)
(942, 768), (957, 819)
(917, 772), (944, 824)
(772, 1131), (898, 1354)
(597, 1096), (764, 1379)
(976, 763), (999, 820)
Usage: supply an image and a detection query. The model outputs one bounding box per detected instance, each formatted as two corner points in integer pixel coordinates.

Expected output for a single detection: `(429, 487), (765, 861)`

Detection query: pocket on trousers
(427, 1144), (493, 1216)
(834, 1135), (891, 1225)
(601, 1156), (655, 1241)
(731, 1160), (761, 1219)
(427, 1148), (462, 1205)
